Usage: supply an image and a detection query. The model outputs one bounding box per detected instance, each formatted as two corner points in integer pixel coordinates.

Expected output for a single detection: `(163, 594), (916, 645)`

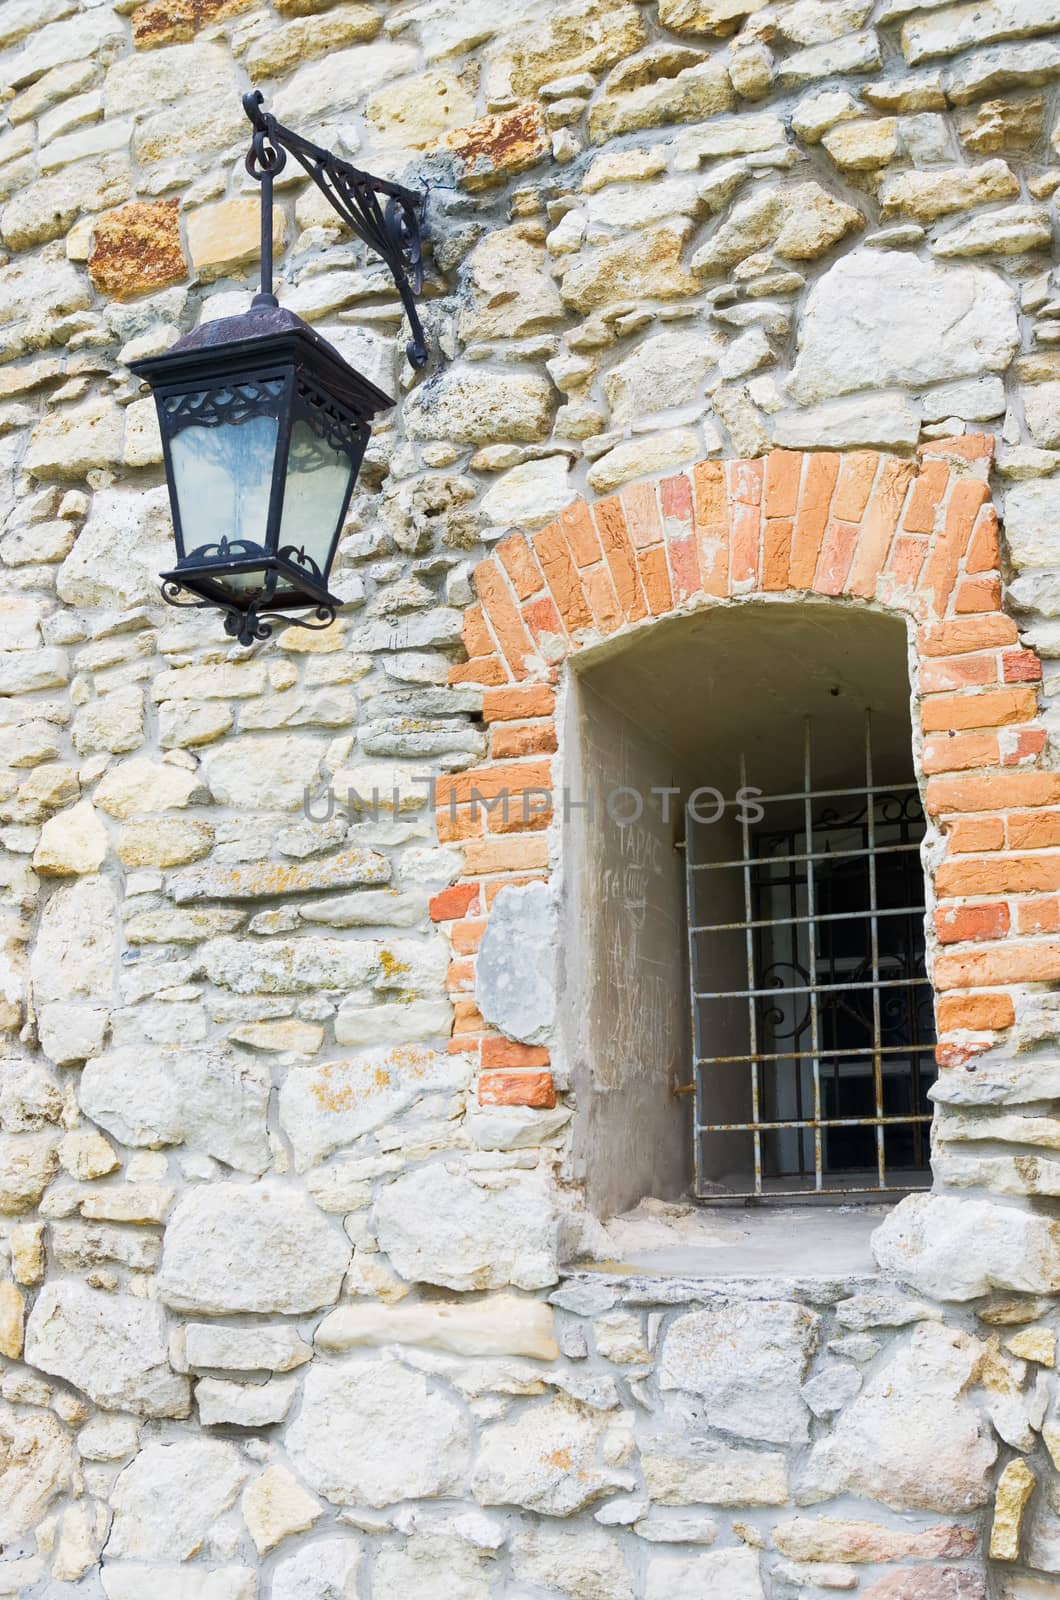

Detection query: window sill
(566, 1200), (889, 1289)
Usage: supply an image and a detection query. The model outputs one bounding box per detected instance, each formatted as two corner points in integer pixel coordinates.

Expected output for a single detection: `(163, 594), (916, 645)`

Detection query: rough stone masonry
(2, 0), (1060, 1595)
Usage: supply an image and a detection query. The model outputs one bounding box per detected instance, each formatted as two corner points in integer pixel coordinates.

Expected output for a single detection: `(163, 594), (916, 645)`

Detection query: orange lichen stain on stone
(307, 1046), (434, 1114)
(445, 104), (549, 189)
(377, 948), (411, 982)
(544, 1448), (574, 1471)
(131, 0), (253, 48)
(87, 200), (187, 301)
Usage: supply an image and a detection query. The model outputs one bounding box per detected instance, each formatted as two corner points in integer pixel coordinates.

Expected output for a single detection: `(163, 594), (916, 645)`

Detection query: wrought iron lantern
(129, 92), (428, 646)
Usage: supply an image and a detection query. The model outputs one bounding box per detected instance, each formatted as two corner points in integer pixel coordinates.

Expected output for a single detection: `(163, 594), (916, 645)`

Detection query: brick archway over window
(433, 435), (1057, 1117)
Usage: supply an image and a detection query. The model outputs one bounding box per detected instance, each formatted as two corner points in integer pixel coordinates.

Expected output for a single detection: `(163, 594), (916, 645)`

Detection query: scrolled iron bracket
(242, 90), (429, 369)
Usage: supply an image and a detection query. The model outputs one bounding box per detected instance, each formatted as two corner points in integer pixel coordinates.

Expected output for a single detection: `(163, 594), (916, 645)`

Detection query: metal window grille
(686, 715), (935, 1201)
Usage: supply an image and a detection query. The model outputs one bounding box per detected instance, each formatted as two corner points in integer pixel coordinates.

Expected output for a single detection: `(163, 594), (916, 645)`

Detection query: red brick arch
(433, 435), (1059, 1111)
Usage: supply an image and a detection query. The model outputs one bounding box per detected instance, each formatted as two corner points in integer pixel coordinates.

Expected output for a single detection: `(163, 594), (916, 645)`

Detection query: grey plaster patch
(475, 881), (557, 1046)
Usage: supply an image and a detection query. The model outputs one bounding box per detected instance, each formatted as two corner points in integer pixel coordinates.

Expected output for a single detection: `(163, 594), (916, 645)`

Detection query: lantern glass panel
(277, 417), (354, 577)
(169, 406), (279, 596)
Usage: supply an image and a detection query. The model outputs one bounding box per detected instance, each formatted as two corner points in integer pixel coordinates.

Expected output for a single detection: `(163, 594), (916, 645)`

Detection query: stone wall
(2, 0), (1060, 1594)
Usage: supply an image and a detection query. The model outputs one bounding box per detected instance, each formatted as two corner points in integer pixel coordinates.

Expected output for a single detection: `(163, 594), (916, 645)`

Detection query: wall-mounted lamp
(129, 92), (428, 646)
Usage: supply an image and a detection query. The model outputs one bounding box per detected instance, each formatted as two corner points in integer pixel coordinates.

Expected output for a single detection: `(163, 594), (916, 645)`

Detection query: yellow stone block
(990, 1458), (1035, 1562)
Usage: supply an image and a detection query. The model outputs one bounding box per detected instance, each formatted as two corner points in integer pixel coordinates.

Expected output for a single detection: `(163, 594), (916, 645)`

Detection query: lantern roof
(128, 301), (395, 419)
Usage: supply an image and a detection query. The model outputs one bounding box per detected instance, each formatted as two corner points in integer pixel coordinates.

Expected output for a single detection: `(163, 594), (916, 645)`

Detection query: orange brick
(462, 604), (493, 659)
(559, 500), (603, 568)
(966, 505), (1000, 574)
(497, 533), (543, 601)
(920, 654), (998, 693)
(1004, 726), (1047, 765)
(919, 615), (1019, 656)
(954, 575), (1002, 613)
(450, 917), (487, 954)
(935, 940), (1060, 990)
(1016, 896), (1060, 935)
(847, 457), (916, 600)
(522, 594), (566, 652)
(885, 533), (928, 590)
(698, 525), (729, 597)
(532, 522), (594, 634)
(584, 562), (623, 633)
(944, 815), (1005, 853)
(764, 449), (802, 519)
(936, 855), (1060, 896)
(1007, 809), (1060, 849)
(638, 543), (673, 616)
(594, 497), (648, 624)
(483, 874), (546, 906)
(449, 656), (508, 686)
(920, 432), (995, 464)
(478, 1069), (557, 1108)
(481, 1038), (551, 1069)
(936, 992), (1015, 1032)
(437, 761), (552, 808)
(429, 883), (480, 922)
(448, 1036), (478, 1054)
(475, 558), (536, 680)
(832, 450), (878, 523)
(435, 804), (484, 842)
(491, 721), (558, 758)
(669, 531), (701, 603)
(620, 480), (663, 548)
(447, 958), (475, 992)
(789, 451), (839, 588)
(692, 458), (727, 527)
(919, 477), (989, 618)
(461, 833), (550, 874)
(919, 686), (1037, 734)
(661, 472), (694, 532)
(903, 457), (949, 534)
(934, 902), (1010, 943)
(758, 518), (790, 591)
(482, 685), (556, 722)
(1002, 648), (1043, 684)
(927, 771), (1060, 815)
(814, 519), (859, 596)
(452, 998), (486, 1032)
(921, 730), (999, 775)
(730, 498), (761, 588)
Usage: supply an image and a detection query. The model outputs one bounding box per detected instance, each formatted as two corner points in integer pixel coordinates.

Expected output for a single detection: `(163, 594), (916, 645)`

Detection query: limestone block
(117, 818), (213, 869)
(903, 0), (1060, 65)
(171, 848), (389, 904)
(286, 1355), (472, 1507)
(588, 429), (704, 494)
(57, 485), (175, 609)
(642, 1438), (789, 1505)
(660, 1301), (818, 1444)
(30, 875), (117, 1006)
(990, 1457), (1036, 1561)
(480, 455), (578, 531)
(186, 198), (287, 284)
(88, 200), (186, 300)
(604, 330), (721, 425)
(79, 1044), (271, 1174)
(560, 222), (699, 311)
(279, 1045), (467, 1167)
(644, 1548), (765, 1600)
(272, 42), (419, 123)
(932, 205), (1052, 258)
(872, 1192), (1060, 1298)
(457, 229), (565, 342)
(472, 1396), (627, 1514)
(0, 1401), (74, 1542)
(1, 157), (132, 252)
(201, 933), (379, 995)
(25, 1282), (190, 1417)
(133, 95), (247, 173)
(0, 647), (67, 694)
(366, 72), (477, 149)
(77, 1415), (140, 1462)
(405, 370), (556, 444)
(0, 595), (44, 650)
(773, 1517), (979, 1563)
(332, 996), (452, 1046)
(495, 0), (646, 95)
(121, 396), (164, 469)
(185, 1323), (312, 1372)
(246, 4), (381, 79)
(374, 1162), (559, 1290)
(589, 57), (733, 142)
(38, 1002), (109, 1066)
(404, 0), (543, 60)
(923, 375), (1006, 421)
(195, 1375), (299, 1428)
(230, 1018), (323, 1053)
(271, 1538), (363, 1600)
(93, 757), (208, 819)
(789, 252), (1019, 404)
(58, 1129), (119, 1180)
(100, 1566), (257, 1600)
(72, 685), (145, 757)
(25, 396), (125, 480)
(108, 1438), (248, 1561)
(0, 1282), (23, 1359)
(512, 1525), (634, 1598)
(799, 1324), (996, 1512)
(8, 8), (124, 89)
(777, 31), (880, 85)
(32, 799), (107, 877)
(156, 1183), (350, 1314)
(445, 104), (550, 189)
(1004, 477), (1060, 568)
(316, 1294), (559, 1359)
(959, 93), (1044, 150)
(772, 394), (922, 450)
(880, 159), (1019, 221)
(1023, 383), (1060, 449)
(199, 733), (327, 810)
(821, 117), (900, 170)
(691, 184), (862, 273)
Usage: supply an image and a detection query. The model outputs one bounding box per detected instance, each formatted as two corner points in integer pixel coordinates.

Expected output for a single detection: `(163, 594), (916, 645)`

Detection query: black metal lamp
(129, 92), (428, 646)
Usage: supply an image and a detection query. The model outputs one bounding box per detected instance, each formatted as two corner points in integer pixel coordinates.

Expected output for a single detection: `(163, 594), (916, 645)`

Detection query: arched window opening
(564, 601), (936, 1217)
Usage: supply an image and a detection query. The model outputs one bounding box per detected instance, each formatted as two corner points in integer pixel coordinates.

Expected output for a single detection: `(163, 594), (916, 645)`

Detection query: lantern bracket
(243, 90), (428, 369)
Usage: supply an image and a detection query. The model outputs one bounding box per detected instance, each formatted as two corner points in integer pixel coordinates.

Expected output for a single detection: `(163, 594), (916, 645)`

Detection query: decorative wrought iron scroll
(243, 89), (428, 369)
